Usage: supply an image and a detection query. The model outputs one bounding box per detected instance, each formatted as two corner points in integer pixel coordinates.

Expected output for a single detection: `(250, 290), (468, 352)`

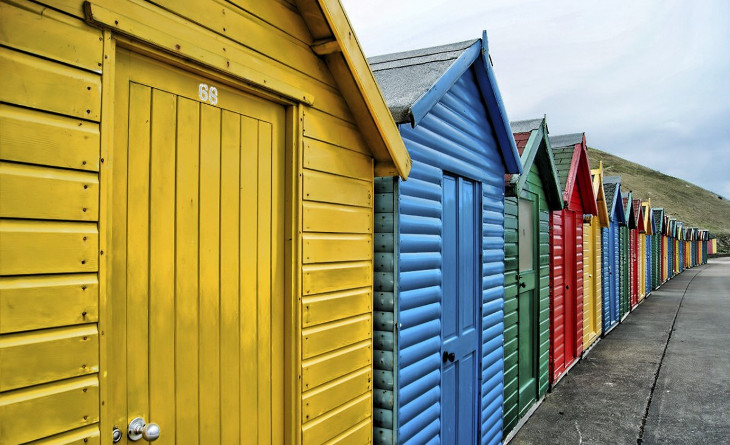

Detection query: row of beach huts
(0, 0), (717, 444)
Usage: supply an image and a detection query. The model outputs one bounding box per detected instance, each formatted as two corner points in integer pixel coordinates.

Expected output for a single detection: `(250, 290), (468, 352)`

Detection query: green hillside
(587, 147), (730, 253)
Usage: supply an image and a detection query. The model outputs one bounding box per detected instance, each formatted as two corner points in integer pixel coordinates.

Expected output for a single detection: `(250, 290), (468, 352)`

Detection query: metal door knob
(442, 351), (455, 363)
(128, 417), (160, 442)
(519, 282), (526, 288)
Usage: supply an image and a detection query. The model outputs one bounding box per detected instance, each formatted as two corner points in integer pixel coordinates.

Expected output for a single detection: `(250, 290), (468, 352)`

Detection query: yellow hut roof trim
(298, 0), (412, 178)
(85, 0), (411, 179)
(590, 161), (610, 228)
(642, 199), (654, 235)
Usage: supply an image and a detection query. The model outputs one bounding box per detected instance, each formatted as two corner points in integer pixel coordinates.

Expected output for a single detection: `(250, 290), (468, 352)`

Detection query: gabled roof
(591, 162), (610, 228)
(369, 32), (522, 174)
(603, 176), (626, 225)
(642, 200), (653, 235)
(622, 191), (637, 229)
(511, 118), (543, 134)
(652, 208), (664, 233)
(506, 117), (563, 209)
(299, 0), (412, 178)
(633, 199), (646, 232)
(550, 133), (598, 214)
(369, 39), (477, 124)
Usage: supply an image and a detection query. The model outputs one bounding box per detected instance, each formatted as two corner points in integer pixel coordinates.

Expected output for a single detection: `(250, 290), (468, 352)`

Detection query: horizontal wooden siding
(0, 2), (102, 442)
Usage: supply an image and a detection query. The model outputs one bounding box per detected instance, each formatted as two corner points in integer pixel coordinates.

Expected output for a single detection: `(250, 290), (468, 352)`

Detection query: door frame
(98, 33), (300, 444)
(563, 210), (577, 365)
(439, 171), (483, 442)
(516, 191), (539, 413)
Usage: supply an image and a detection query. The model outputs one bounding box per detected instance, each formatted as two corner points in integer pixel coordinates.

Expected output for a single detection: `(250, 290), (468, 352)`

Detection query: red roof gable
(633, 199), (645, 232)
(506, 131), (531, 184)
(514, 131), (531, 155)
(561, 136), (598, 215)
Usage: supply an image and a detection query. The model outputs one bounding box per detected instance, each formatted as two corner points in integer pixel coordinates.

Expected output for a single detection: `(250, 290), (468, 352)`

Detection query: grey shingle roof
(510, 118), (543, 134)
(604, 181), (618, 212)
(552, 146), (575, 190)
(549, 133), (583, 148)
(369, 39), (478, 123)
(652, 209), (663, 229)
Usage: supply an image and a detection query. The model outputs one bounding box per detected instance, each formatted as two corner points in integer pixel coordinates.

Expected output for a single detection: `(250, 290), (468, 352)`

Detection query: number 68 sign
(198, 83), (218, 106)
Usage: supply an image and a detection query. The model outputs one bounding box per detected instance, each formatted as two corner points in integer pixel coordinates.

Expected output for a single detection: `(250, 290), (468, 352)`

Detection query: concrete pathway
(511, 258), (730, 445)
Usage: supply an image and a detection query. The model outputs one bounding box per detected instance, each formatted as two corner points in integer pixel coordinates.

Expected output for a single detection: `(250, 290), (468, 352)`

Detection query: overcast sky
(341, 0), (730, 198)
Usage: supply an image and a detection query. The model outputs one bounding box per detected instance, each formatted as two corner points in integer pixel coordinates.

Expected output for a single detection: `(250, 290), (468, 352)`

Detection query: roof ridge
(368, 39), (478, 65)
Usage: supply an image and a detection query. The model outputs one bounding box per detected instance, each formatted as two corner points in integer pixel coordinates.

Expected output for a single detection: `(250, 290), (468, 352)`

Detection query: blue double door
(441, 174), (481, 443)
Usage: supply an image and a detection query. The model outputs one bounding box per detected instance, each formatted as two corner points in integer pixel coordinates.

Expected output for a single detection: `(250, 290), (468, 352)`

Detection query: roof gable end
(370, 32), (522, 174)
(633, 199), (646, 232)
(507, 118), (563, 209)
(603, 176), (626, 224)
(591, 162), (610, 227)
(297, 0), (411, 178)
(623, 192), (637, 229)
(550, 133), (598, 214)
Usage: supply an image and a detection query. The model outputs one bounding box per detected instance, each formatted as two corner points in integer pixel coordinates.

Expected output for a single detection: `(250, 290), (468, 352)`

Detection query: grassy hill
(587, 147), (730, 253)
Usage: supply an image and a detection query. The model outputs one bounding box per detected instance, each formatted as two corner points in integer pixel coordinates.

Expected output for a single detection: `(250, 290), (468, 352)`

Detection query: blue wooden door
(441, 174), (480, 444)
(609, 223), (619, 325)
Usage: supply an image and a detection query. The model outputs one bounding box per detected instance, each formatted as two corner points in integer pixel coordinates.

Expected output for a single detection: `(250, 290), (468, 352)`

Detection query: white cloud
(342, 0), (730, 201)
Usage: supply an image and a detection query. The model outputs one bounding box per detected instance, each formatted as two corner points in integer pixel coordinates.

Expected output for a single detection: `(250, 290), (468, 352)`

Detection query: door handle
(128, 417), (160, 442)
(442, 351), (455, 363)
(520, 282), (526, 288)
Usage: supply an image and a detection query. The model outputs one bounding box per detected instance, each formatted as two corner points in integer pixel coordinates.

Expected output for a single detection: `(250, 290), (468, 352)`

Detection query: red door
(574, 212), (584, 358)
(564, 212), (576, 368)
(630, 229), (638, 308)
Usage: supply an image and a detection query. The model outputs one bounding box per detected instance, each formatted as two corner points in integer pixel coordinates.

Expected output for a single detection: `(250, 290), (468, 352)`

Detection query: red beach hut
(629, 198), (645, 310)
(547, 133), (598, 386)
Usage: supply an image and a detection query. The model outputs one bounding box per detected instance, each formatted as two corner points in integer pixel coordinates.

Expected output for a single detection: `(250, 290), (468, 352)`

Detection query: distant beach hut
(547, 133), (598, 386)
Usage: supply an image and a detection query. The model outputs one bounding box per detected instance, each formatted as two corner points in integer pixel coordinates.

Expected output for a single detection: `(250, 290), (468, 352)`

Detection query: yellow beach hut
(0, 1), (411, 443)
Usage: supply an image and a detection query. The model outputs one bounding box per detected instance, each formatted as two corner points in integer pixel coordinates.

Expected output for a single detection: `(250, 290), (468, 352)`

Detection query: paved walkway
(511, 258), (730, 445)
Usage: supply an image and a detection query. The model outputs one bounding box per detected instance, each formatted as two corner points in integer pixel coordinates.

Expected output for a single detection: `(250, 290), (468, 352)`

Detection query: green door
(517, 195), (538, 414)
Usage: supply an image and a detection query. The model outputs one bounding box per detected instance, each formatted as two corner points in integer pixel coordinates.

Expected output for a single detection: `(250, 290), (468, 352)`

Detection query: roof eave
(408, 40), (482, 127)
(476, 32), (522, 174)
(408, 31), (521, 175)
(614, 185), (627, 225)
(591, 165), (610, 227)
(565, 138), (598, 214)
(305, 0), (412, 178)
(515, 121), (563, 209)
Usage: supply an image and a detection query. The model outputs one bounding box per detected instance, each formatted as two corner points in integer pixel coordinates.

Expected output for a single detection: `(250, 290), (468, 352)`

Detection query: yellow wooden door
(582, 218), (602, 350)
(110, 49), (285, 444)
(582, 220), (594, 349)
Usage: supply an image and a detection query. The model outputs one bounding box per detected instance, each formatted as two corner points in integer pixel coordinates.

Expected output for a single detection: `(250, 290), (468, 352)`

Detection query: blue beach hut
(601, 176), (626, 335)
(369, 34), (522, 444)
(642, 201), (653, 296)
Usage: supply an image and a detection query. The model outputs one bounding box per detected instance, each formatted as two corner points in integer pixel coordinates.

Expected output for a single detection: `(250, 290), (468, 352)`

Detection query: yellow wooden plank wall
(300, 121), (375, 444)
(0, 1), (102, 443)
(3, 0), (378, 442)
